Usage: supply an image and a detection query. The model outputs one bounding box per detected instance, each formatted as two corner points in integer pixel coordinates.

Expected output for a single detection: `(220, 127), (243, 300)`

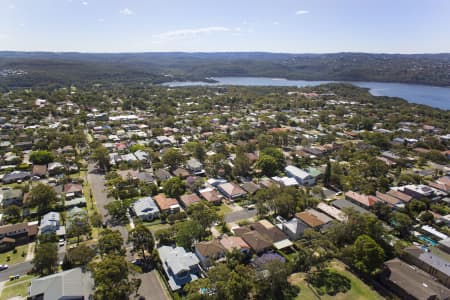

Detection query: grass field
(0, 244), (29, 265)
(289, 260), (384, 300)
(215, 203), (232, 216)
(0, 276), (35, 300)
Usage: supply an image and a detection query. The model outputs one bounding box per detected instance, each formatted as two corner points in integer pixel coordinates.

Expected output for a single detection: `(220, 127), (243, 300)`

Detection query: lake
(162, 77), (450, 110)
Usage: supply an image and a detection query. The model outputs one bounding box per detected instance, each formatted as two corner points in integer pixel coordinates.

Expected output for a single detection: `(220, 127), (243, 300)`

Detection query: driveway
(224, 209), (257, 223)
(133, 271), (170, 300)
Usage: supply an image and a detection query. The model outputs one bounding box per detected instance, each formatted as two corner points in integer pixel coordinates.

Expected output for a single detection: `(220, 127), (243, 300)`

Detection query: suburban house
(316, 202), (347, 222)
(28, 267), (94, 300)
(154, 169), (173, 181)
(63, 183), (83, 199)
(40, 212), (65, 237)
(387, 189), (413, 203)
(32, 165), (47, 178)
(282, 218), (310, 241)
(439, 238), (450, 254)
(233, 227), (273, 254)
(2, 171), (31, 184)
(1, 189), (23, 208)
(186, 158), (204, 175)
(295, 209), (333, 231)
(217, 182), (247, 201)
(375, 191), (404, 209)
(285, 165), (315, 186)
(331, 199), (371, 215)
(132, 197), (160, 221)
(179, 193), (202, 207)
(194, 240), (226, 269)
(158, 245), (201, 291)
(381, 258), (450, 300)
(345, 191), (379, 209)
(198, 187), (223, 204)
(153, 194), (180, 213)
(402, 246), (450, 288)
(241, 181), (260, 195)
(0, 222), (38, 251)
(218, 235), (251, 254)
(47, 162), (64, 175)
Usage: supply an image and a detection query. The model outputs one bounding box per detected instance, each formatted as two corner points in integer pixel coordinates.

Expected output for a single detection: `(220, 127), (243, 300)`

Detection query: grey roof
(405, 246), (450, 277)
(29, 267), (94, 300)
(133, 197), (159, 217)
(384, 258), (450, 300)
(331, 199), (371, 215)
(283, 218), (309, 235)
(158, 245), (199, 275)
(40, 211), (60, 230)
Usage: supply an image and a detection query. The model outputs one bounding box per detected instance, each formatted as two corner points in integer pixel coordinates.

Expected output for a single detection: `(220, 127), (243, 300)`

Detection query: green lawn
(4, 275), (35, 287)
(0, 244), (29, 265)
(290, 260), (384, 300)
(147, 223), (171, 233)
(0, 280), (31, 300)
(215, 204), (232, 216)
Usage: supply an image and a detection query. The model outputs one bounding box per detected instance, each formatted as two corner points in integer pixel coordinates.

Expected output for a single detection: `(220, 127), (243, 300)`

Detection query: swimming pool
(418, 235), (438, 246)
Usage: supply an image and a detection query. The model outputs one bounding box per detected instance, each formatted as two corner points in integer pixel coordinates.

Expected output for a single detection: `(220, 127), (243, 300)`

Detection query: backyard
(289, 260), (384, 300)
(0, 244), (30, 265)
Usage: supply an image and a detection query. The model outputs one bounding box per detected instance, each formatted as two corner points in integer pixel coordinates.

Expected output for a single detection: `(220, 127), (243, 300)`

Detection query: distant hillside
(0, 52), (449, 89)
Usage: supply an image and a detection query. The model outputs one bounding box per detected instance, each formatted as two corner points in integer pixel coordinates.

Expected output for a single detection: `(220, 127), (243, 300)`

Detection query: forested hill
(0, 52), (449, 89)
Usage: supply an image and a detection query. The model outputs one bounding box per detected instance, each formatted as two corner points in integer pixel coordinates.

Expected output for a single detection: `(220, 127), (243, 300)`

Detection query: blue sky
(1, 0), (449, 53)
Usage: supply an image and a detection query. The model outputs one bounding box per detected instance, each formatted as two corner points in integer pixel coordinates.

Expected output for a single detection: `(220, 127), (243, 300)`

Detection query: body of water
(163, 77), (450, 110)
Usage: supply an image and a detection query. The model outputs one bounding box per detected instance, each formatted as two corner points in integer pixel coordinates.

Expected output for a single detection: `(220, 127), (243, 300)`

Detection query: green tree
(175, 220), (204, 249)
(352, 234), (385, 275)
(2, 205), (21, 223)
(92, 255), (134, 300)
(419, 211), (434, 224)
(187, 203), (221, 228)
(128, 224), (155, 264)
(67, 215), (91, 245)
(232, 152), (251, 177)
(391, 211), (413, 238)
(261, 147), (285, 170)
(91, 145), (110, 172)
(29, 183), (57, 215)
(98, 229), (125, 257)
(62, 244), (96, 269)
(105, 200), (129, 224)
(256, 154), (279, 177)
(30, 150), (54, 164)
(162, 176), (185, 198)
(162, 148), (185, 170)
(32, 241), (58, 276)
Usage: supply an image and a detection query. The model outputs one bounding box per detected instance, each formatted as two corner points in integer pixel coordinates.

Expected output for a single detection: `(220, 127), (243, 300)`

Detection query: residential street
(224, 208), (257, 223)
(0, 262), (32, 282)
(86, 163), (131, 259)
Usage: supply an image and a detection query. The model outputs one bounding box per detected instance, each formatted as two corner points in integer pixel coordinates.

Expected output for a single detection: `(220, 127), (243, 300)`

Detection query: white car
(0, 264), (8, 271)
(58, 240), (65, 247)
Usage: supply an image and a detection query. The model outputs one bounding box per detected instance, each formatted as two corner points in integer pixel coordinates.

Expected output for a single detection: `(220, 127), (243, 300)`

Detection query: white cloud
(273, 21), (280, 25)
(9, 4), (15, 9)
(154, 26), (232, 40)
(97, 18), (105, 23)
(82, 1), (88, 5)
(120, 8), (134, 15)
(295, 10), (309, 15)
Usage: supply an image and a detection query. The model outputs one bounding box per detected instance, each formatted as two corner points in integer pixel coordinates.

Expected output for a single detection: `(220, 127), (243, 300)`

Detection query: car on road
(9, 275), (20, 281)
(0, 264), (8, 271)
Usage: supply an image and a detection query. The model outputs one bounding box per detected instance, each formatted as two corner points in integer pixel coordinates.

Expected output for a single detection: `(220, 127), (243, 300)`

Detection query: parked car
(0, 264), (8, 271)
(9, 274), (19, 280)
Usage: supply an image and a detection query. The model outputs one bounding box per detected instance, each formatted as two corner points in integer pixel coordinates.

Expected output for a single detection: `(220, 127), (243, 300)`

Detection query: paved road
(87, 163), (112, 218)
(0, 262), (32, 282)
(133, 271), (170, 300)
(224, 209), (257, 223)
(87, 163), (132, 259)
